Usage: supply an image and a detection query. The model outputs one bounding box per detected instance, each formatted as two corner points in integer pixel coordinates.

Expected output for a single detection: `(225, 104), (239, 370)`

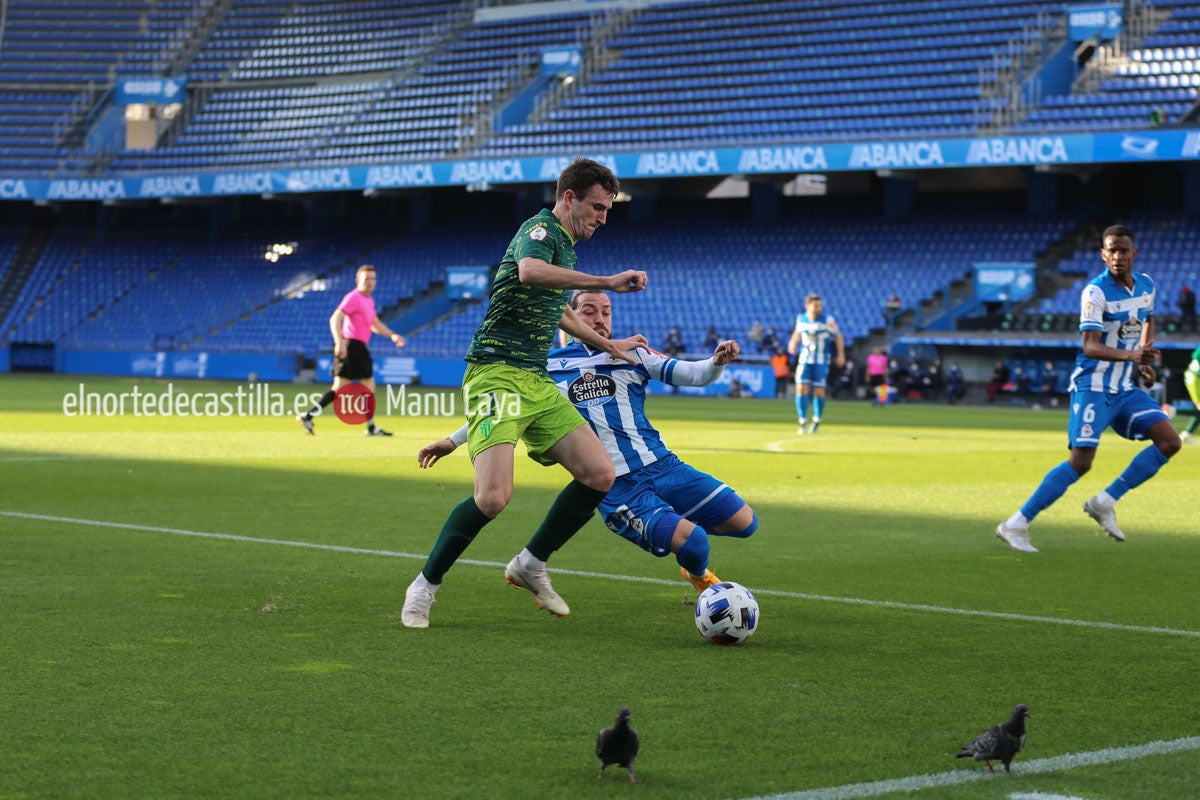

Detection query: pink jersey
(867, 352), (889, 377)
(337, 289), (377, 343)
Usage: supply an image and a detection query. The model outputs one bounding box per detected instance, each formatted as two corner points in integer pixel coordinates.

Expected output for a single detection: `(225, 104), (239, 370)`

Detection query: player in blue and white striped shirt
(788, 293), (845, 434)
(996, 225), (1182, 552)
(419, 291), (758, 593)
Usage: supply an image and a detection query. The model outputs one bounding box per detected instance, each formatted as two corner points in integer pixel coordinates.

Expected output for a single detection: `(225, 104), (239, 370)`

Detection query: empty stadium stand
(1, 0), (1198, 386)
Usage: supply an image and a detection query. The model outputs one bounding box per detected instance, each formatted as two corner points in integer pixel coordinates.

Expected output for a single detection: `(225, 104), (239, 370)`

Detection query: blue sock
(1020, 461), (1080, 522)
(675, 525), (710, 577)
(813, 395), (825, 420)
(796, 394), (809, 422)
(1105, 445), (1170, 501)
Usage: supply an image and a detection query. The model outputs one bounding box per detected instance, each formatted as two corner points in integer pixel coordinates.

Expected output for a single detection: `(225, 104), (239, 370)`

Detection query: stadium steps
(522, 6), (637, 130)
(167, 0), (237, 80)
(0, 214), (55, 343)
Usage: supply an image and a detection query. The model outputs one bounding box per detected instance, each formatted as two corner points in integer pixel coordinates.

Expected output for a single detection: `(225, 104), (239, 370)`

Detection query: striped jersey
(793, 311), (839, 366)
(547, 341), (680, 477)
(465, 209), (576, 375)
(1070, 269), (1155, 394)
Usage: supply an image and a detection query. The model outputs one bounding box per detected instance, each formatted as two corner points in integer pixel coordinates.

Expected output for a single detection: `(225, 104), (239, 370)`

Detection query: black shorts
(333, 339), (373, 380)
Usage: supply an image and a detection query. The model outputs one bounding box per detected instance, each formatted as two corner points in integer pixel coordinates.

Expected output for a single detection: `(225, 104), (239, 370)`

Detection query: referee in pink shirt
(298, 264), (405, 435)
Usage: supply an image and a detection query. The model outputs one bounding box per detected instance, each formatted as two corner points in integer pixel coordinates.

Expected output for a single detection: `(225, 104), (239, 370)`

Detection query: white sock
(517, 547), (545, 572)
(1095, 491), (1116, 507)
(410, 573), (439, 593)
(1006, 511), (1029, 529)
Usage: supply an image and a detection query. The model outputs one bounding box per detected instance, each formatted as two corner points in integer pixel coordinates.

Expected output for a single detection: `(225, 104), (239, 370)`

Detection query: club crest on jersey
(567, 371), (616, 407)
(529, 225), (548, 241)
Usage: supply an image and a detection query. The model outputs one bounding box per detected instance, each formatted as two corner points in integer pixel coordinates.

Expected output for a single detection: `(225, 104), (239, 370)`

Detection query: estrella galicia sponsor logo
(365, 163), (435, 187)
(635, 149), (720, 175)
(138, 175), (202, 197)
(212, 172), (273, 194)
(47, 179), (127, 200)
(1117, 318), (1143, 340)
(848, 141), (943, 169)
(966, 137), (1069, 165)
(567, 372), (616, 407)
(0, 178), (28, 199)
(1120, 135), (1158, 159)
(538, 155), (617, 180)
(450, 159), (524, 184)
(285, 168), (351, 192)
(736, 146), (828, 172)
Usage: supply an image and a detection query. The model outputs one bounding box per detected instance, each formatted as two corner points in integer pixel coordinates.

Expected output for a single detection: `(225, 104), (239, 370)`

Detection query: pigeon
(956, 703), (1030, 774)
(596, 707), (640, 783)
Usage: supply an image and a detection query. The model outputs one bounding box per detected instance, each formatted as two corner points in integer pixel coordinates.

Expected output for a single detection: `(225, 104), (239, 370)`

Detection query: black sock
(526, 480), (607, 561)
(304, 390), (336, 420)
(422, 497), (493, 583)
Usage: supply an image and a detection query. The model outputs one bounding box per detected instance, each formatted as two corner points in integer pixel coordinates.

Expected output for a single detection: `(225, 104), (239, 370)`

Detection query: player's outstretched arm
(517, 258), (646, 294)
(663, 340), (739, 388)
(605, 269), (648, 294)
(712, 339), (741, 365)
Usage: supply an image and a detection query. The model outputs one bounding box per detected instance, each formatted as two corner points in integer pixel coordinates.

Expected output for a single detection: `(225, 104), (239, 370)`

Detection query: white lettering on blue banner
(212, 172), (273, 194)
(966, 137), (1070, 164)
(47, 179), (126, 200)
(635, 150), (720, 175)
(450, 160), (524, 184)
(139, 175), (201, 196)
(848, 141), (943, 169)
(1183, 132), (1200, 159)
(365, 163), (435, 187)
(737, 146), (828, 172)
(285, 169), (351, 192)
(0, 179), (28, 199)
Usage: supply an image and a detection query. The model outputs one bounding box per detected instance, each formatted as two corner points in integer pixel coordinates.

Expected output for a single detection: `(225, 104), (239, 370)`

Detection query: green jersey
(465, 209), (577, 375)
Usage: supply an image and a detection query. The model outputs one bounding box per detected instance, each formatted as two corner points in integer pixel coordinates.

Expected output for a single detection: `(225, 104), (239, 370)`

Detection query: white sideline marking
(4, 510), (1200, 640)
(734, 736), (1200, 800)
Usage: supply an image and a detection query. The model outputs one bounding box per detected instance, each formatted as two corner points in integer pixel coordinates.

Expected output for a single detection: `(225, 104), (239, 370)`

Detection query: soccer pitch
(2, 373), (1198, 800)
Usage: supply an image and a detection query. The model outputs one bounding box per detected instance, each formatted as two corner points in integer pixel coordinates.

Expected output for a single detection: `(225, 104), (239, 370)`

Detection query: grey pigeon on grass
(955, 703), (1030, 774)
(596, 707), (640, 783)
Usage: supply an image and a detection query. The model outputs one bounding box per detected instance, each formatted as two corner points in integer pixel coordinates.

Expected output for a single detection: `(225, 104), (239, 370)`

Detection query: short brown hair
(568, 289), (609, 310)
(356, 264), (376, 278)
(556, 157), (619, 201)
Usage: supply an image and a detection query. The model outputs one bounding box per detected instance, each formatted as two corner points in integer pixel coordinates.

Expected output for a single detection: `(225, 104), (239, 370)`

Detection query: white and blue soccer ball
(694, 581), (759, 645)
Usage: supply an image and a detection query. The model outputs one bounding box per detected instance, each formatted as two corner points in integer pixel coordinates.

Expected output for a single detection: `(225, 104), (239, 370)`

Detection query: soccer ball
(694, 581), (759, 645)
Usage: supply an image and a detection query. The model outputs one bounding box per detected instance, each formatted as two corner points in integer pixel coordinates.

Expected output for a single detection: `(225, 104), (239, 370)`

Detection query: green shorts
(462, 362), (587, 463)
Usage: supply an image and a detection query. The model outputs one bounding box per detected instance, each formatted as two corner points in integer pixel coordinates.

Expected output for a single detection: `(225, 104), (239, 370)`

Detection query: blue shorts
(599, 453), (744, 557)
(796, 362), (829, 388)
(1068, 389), (1168, 448)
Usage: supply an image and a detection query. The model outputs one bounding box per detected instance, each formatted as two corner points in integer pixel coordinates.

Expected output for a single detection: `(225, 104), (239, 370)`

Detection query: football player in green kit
(402, 158), (648, 628)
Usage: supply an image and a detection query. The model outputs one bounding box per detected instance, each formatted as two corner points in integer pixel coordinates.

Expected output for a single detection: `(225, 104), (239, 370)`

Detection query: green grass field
(2, 373), (1198, 800)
